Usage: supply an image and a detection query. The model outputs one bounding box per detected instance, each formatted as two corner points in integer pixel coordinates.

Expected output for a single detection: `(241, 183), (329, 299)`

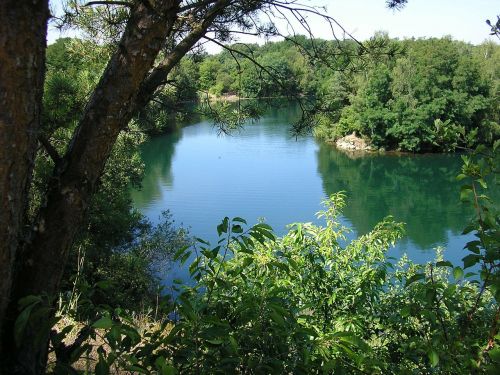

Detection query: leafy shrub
(41, 170), (498, 373)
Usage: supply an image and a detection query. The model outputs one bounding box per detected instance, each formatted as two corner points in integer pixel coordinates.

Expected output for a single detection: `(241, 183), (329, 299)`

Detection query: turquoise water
(131, 106), (482, 284)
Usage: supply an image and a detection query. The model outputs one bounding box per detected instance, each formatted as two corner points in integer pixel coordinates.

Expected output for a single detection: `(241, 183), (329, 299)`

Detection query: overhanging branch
(84, 1), (133, 7)
(133, 0), (232, 112)
(38, 135), (61, 164)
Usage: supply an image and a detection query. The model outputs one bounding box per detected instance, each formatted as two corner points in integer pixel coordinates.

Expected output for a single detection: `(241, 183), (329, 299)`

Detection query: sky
(48, 0), (499, 49)
(309, 0), (498, 44)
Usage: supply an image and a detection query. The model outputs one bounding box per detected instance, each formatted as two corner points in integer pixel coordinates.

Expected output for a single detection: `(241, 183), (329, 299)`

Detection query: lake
(131, 105), (482, 284)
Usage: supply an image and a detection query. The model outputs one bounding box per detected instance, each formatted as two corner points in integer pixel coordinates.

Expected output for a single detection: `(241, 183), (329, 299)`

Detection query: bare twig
(179, 0), (219, 13)
(84, 1), (133, 7)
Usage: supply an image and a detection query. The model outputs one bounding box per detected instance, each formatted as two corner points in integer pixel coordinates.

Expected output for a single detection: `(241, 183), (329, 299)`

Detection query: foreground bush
(36, 186), (497, 374)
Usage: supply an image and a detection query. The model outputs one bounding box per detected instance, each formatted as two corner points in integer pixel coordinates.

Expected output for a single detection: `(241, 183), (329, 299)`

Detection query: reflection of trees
(316, 143), (474, 249)
(130, 130), (182, 209)
(260, 100), (303, 122)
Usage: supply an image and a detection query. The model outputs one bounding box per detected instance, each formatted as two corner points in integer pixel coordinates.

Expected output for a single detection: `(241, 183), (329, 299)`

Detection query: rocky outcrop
(335, 133), (373, 151)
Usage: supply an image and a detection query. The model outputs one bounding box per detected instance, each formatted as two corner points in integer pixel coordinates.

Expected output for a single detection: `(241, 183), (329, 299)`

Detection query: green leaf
(405, 273), (425, 287)
(217, 217), (229, 236)
(188, 258), (200, 276)
(95, 353), (110, 375)
(255, 223), (273, 231)
(229, 336), (238, 353)
(92, 316), (113, 330)
(14, 302), (39, 346)
(161, 365), (177, 375)
(232, 224), (243, 233)
(211, 245), (221, 258)
(70, 343), (92, 363)
(484, 212), (496, 229)
(462, 223), (477, 235)
(338, 334), (370, 352)
(201, 249), (215, 259)
(401, 306), (411, 317)
(477, 178), (488, 189)
(425, 289), (436, 304)
(460, 186), (473, 202)
(488, 347), (500, 363)
(206, 339), (224, 345)
(465, 240), (481, 254)
(179, 251), (192, 265)
(453, 267), (464, 280)
(322, 360), (337, 372)
(255, 227), (275, 241)
(270, 310), (285, 326)
(17, 295), (42, 309)
(242, 257), (254, 268)
(428, 349), (439, 367)
(55, 325), (74, 343)
(463, 254), (481, 269)
(95, 280), (113, 290)
(232, 217), (247, 224)
(173, 245), (190, 261)
(235, 238), (252, 254)
(195, 237), (210, 246)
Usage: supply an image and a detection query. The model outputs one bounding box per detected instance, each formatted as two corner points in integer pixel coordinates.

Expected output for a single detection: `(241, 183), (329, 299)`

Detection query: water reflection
(316, 143), (473, 250)
(130, 130), (182, 210)
(131, 106), (496, 268)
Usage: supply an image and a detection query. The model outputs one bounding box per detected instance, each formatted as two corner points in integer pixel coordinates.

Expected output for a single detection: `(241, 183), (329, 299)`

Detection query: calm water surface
(131, 106), (483, 284)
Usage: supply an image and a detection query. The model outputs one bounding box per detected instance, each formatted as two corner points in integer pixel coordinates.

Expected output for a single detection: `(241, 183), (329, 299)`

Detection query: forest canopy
(144, 34), (499, 152)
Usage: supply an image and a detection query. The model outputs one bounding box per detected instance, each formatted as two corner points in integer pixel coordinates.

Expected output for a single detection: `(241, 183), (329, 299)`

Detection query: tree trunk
(0, 0), (49, 354)
(1, 0), (236, 372)
(1, 1), (179, 373)
(134, 0), (230, 111)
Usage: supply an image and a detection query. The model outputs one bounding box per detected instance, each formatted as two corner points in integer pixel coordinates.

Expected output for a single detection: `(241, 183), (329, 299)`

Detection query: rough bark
(134, 0), (231, 110)
(2, 1), (179, 373)
(0, 0), (49, 352)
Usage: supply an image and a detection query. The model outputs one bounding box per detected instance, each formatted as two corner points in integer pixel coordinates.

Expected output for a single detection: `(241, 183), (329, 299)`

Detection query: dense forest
(137, 34), (500, 152)
(0, 0), (499, 374)
(46, 33), (500, 153)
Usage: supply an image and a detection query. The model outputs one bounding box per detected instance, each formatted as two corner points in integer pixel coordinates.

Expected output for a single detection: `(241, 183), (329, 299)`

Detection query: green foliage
(47, 180), (499, 373)
(316, 37), (499, 152)
(191, 34), (498, 152)
(43, 35), (499, 153)
(457, 144), (500, 293)
(198, 100), (263, 134)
